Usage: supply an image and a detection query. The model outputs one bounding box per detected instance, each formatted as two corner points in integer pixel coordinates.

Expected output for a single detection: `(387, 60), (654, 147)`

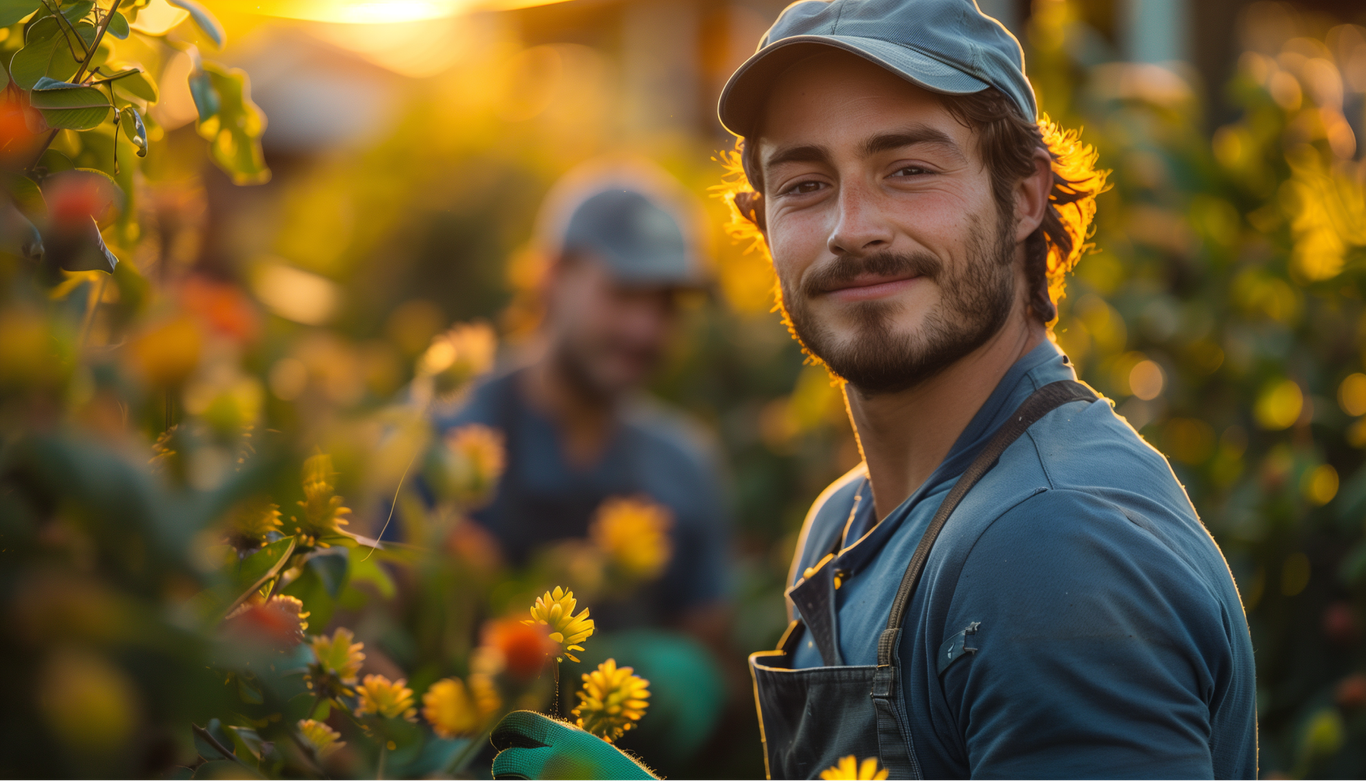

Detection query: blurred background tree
(2, 0), (1366, 778)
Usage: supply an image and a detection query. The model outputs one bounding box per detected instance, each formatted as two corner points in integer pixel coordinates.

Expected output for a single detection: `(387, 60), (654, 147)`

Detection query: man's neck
(520, 352), (616, 468)
(847, 316), (1046, 521)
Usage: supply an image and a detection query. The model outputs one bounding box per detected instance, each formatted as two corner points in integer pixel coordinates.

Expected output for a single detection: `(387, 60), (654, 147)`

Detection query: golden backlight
(213, 0), (572, 24)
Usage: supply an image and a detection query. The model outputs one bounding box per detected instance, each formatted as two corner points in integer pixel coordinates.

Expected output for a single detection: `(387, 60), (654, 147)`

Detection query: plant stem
(376, 742), (387, 780)
(39, 0), (90, 61)
(286, 728), (332, 780)
(554, 659), (562, 716)
(191, 723), (247, 768)
(71, 0), (120, 84)
(76, 275), (107, 352)
(25, 0), (123, 174)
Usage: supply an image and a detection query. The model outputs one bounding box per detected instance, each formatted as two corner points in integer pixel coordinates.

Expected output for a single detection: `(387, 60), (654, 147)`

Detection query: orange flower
(479, 617), (552, 681)
(223, 595), (309, 651)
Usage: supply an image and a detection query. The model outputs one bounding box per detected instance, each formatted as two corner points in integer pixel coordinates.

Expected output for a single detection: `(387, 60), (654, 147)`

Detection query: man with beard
(488, 1), (1257, 780)
(435, 165), (734, 770)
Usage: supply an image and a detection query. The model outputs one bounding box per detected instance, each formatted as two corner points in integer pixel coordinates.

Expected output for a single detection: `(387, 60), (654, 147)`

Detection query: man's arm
(936, 489), (1233, 779)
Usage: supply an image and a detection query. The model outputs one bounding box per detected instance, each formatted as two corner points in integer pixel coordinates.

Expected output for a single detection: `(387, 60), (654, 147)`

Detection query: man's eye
(892, 166), (931, 177)
(781, 181), (824, 196)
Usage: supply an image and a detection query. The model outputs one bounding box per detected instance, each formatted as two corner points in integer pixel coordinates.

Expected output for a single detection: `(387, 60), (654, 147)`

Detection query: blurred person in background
(433, 161), (735, 773)
(488, 1), (1257, 779)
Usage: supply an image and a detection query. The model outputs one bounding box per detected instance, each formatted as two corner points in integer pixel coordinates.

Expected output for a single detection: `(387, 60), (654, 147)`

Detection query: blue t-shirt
(435, 370), (730, 622)
(788, 341), (1257, 779)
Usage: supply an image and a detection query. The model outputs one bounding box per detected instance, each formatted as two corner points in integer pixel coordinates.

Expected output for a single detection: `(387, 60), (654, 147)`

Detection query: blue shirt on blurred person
(434, 368), (729, 624)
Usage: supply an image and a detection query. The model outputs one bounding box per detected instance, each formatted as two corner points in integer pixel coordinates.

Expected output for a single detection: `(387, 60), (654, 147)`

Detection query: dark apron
(750, 381), (1097, 779)
(488, 369), (643, 566)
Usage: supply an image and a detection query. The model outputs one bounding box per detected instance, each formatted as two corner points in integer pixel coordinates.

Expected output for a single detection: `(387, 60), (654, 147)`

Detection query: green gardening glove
(490, 711), (658, 780)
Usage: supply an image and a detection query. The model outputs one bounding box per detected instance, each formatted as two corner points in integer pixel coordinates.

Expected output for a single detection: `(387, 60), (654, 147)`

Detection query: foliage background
(3, 0), (1366, 778)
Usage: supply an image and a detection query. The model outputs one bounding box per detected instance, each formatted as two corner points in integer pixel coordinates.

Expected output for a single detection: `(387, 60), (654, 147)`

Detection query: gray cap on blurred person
(718, 0), (1036, 138)
(560, 187), (701, 288)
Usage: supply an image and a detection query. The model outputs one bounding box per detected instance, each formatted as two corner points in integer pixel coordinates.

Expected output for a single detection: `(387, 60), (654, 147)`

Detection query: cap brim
(718, 36), (990, 138)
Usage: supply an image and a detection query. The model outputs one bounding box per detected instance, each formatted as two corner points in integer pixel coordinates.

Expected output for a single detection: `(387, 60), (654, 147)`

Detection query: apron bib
(490, 370), (642, 566)
(750, 381), (1096, 779)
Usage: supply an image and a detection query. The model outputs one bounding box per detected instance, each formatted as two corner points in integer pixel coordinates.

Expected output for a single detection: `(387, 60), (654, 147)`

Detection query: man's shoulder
(1022, 392), (1189, 502)
(934, 396), (1245, 625)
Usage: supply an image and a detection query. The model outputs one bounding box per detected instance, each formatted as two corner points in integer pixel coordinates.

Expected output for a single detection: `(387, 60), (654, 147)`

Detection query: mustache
(800, 251), (942, 297)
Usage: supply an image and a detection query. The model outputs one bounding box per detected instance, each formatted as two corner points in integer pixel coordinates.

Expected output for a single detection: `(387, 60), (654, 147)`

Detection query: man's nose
(827, 183), (894, 257)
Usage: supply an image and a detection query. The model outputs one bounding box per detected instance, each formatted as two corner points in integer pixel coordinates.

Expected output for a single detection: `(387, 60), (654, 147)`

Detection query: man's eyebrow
(763, 144), (831, 170)
(859, 127), (965, 161)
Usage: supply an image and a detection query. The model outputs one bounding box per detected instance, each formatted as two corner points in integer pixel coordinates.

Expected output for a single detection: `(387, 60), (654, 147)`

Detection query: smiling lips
(822, 273), (922, 302)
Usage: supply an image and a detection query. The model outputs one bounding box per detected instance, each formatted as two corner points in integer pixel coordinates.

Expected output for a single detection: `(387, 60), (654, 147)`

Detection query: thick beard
(780, 211), (1018, 396)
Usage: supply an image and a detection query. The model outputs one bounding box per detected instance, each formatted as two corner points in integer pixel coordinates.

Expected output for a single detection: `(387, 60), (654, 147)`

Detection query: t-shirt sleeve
(936, 489), (1231, 779)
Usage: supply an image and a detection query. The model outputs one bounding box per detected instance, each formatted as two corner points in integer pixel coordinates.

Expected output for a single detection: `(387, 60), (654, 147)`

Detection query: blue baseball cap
(718, 0), (1037, 138)
(560, 187), (701, 288)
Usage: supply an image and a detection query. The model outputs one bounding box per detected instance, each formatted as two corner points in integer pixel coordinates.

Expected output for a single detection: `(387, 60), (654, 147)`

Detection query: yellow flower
(572, 659), (649, 744)
(307, 627), (365, 696)
(819, 756), (888, 780)
(432, 424), (506, 507)
(422, 678), (481, 738)
(355, 674), (417, 721)
(524, 587), (594, 663)
(468, 672), (502, 719)
(298, 719), (344, 759)
(228, 498), (282, 547)
(418, 321), (496, 396)
(293, 453), (352, 546)
(589, 497), (673, 581)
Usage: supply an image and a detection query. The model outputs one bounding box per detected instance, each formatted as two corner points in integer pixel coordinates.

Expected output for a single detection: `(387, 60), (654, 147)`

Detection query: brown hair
(714, 87), (1110, 324)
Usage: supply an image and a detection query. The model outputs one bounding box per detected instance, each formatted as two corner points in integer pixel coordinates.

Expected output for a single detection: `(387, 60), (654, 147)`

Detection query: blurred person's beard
(780, 212), (1018, 395)
(552, 335), (657, 406)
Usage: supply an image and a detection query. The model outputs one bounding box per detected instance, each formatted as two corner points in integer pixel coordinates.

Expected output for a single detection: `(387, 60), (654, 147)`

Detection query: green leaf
(3, 172), (46, 219)
(107, 63), (158, 103)
(36, 148), (74, 174)
(305, 548), (349, 599)
(0, 0), (37, 27)
(11, 16), (98, 89)
(29, 75), (111, 129)
(235, 675), (264, 706)
(119, 106), (147, 157)
(107, 9), (129, 39)
(59, 0), (93, 24)
(224, 536), (297, 614)
(226, 725), (264, 761)
(168, 0), (223, 48)
(348, 546), (396, 598)
(281, 563), (334, 630)
(196, 62), (269, 185)
(188, 66), (218, 120)
(44, 22), (97, 84)
(10, 16), (62, 90)
(0, 196), (43, 261)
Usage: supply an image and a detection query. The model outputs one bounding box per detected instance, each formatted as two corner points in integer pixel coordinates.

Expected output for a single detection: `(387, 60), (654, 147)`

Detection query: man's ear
(1014, 149), (1052, 242)
(734, 190), (767, 233)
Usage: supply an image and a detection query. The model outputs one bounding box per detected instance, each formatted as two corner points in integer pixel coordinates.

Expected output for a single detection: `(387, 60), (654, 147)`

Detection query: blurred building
(505, 0), (1366, 137)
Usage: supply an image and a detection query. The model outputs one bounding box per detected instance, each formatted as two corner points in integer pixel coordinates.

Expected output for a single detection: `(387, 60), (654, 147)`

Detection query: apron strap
(875, 379), (1097, 666)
